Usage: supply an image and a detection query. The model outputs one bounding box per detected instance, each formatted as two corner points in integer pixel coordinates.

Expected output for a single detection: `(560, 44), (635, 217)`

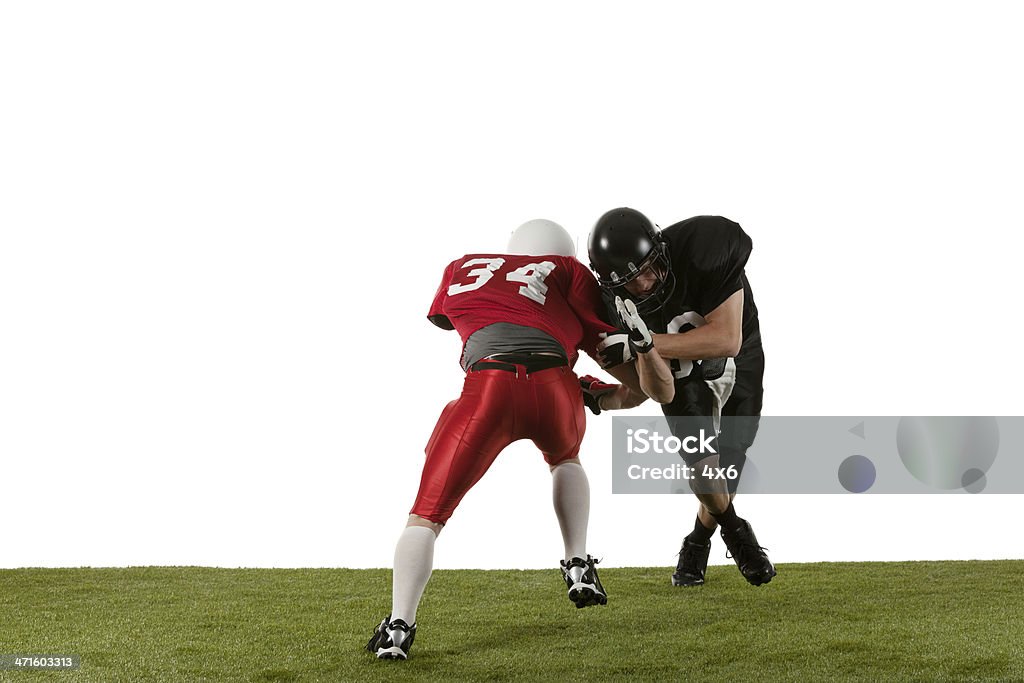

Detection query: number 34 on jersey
(447, 257), (557, 305)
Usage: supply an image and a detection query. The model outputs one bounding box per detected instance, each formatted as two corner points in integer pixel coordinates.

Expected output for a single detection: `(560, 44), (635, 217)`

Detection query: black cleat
(672, 536), (711, 587)
(720, 519), (776, 586)
(366, 615), (417, 660)
(560, 555), (607, 608)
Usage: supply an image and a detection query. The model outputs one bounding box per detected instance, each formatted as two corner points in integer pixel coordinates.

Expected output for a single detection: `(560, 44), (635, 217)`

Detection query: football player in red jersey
(367, 219), (674, 660)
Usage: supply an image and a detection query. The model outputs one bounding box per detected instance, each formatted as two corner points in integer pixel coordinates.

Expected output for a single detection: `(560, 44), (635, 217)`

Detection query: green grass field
(2, 561), (1023, 682)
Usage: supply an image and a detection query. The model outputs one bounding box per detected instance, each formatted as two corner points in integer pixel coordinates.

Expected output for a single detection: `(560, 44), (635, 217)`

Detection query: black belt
(468, 354), (568, 375)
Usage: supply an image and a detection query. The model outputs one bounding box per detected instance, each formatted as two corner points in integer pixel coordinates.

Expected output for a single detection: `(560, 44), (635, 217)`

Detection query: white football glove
(615, 296), (654, 354)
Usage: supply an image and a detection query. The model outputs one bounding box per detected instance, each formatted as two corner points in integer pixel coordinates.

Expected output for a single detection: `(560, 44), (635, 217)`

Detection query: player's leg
(690, 353), (754, 537)
(689, 355), (741, 542)
(663, 366), (730, 586)
(370, 517), (437, 660)
(550, 457), (589, 562)
(713, 348), (774, 586)
(375, 516), (440, 660)
(666, 359), (771, 587)
(550, 457), (605, 608)
(717, 350), (762, 499)
(672, 452), (732, 586)
(675, 504), (716, 587)
(368, 373), (515, 659)
(533, 368), (606, 608)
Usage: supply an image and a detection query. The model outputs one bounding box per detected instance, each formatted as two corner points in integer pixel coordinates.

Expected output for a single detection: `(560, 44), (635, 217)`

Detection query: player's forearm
(636, 349), (675, 404)
(597, 384), (642, 411)
(600, 362), (649, 410)
(602, 355), (671, 409)
(651, 323), (740, 361)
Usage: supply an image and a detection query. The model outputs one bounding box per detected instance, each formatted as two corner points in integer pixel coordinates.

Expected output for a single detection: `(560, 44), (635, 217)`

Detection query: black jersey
(656, 216), (761, 353)
(601, 215), (762, 378)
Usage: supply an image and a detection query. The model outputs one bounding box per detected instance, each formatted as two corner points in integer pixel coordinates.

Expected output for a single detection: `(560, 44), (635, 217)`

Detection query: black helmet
(587, 207), (675, 315)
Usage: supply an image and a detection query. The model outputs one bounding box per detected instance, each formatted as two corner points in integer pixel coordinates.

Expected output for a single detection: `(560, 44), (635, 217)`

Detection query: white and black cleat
(366, 615), (417, 660)
(560, 555), (607, 608)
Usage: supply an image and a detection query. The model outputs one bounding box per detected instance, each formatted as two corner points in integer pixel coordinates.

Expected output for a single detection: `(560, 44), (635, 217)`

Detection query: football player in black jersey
(588, 207), (775, 587)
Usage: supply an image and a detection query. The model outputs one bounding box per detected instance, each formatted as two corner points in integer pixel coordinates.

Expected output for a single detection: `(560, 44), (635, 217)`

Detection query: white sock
(551, 461), (590, 561)
(391, 526), (436, 626)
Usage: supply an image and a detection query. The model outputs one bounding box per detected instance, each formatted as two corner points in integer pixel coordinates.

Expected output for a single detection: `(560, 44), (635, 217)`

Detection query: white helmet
(506, 219), (576, 257)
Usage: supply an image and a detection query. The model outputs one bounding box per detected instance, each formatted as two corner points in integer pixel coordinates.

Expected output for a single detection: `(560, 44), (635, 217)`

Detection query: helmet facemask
(599, 243), (676, 316)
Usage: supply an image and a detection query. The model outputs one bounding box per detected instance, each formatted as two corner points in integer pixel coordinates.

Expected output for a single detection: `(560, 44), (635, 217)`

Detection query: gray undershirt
(461, 323), (568, 370)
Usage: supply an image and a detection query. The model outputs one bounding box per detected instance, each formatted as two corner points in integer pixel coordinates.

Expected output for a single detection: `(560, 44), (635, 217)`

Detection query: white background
(1, 2), (1022, 569)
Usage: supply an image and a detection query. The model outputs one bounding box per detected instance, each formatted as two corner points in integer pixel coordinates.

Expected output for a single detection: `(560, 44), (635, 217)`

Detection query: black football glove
(615, 296), (654, 354)
(596, 331), (634, 369)
(579, 375), (620, 415)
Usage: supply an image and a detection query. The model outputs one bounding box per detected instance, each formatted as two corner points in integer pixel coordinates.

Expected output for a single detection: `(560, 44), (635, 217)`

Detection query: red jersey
(427, 254), (616, 366)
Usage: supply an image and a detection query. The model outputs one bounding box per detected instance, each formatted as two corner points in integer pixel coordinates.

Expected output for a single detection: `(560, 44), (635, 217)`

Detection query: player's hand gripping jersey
(412, 254), (616, 524)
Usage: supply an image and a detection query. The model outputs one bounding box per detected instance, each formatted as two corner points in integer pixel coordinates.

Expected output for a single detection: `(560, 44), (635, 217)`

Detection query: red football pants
(410, 365), (586, 524)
